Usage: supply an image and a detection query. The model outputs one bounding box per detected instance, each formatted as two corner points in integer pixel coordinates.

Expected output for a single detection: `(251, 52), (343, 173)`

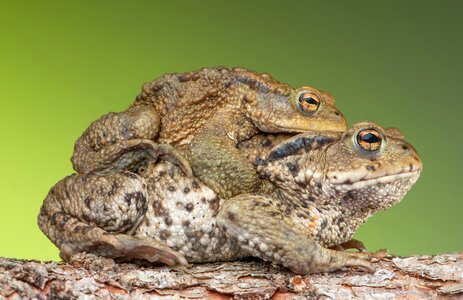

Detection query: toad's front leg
(188, 108), (273, 199)
(216, 194), (375, 274)
(71, 105), (191, 176)
(189, 134), (269, 199)
(38, 171), (187, 266)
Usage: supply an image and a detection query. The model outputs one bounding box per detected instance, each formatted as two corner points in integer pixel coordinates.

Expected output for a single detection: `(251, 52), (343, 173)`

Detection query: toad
(71, 67), (347, 198)
(39, 122), (422, 274)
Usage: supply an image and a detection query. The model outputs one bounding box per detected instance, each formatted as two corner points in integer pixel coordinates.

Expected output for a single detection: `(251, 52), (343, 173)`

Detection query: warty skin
(38, 122), (422, 274)
(70, 67), (347, 199)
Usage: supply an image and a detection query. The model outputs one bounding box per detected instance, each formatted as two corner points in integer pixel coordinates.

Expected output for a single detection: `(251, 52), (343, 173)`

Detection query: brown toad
(39, 122), (422, 274)
(71, 67), (347, 198)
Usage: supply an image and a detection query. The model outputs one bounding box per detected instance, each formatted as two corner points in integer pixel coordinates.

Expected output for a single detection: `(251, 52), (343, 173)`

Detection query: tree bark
(0, 253), (462, 299)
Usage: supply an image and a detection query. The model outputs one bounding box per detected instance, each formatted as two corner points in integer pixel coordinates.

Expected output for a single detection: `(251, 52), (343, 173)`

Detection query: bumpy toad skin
(39, 122), (422, 274)
(71, 67), (347, 198)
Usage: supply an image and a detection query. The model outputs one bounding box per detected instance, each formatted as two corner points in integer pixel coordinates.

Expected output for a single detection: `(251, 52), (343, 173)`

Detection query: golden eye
(356, 129), (382, 151)
(297, 92), (320, 114)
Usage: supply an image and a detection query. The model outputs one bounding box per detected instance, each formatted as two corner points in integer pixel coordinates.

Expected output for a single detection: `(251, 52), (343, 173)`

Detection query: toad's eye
(356, 129), (382, 151)
(297, 92), (320, 114)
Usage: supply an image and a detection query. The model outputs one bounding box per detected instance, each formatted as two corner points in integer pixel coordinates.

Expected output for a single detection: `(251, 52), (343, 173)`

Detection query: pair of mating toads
(38, 67), (422, 274)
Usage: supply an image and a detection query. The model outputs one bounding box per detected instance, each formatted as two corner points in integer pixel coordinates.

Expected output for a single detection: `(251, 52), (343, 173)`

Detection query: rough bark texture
(0, 253), (462, 299)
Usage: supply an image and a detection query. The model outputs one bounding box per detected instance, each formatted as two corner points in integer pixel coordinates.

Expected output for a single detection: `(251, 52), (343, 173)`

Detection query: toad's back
(132, 67), (291, 146)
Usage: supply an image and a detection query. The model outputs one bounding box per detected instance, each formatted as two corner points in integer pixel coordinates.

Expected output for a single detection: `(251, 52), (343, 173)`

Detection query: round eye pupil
(361, 133), (380, 144)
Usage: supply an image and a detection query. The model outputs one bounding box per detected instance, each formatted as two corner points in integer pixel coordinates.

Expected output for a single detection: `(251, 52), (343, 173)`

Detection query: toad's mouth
(273, 120), (347, 133)
(330, 169), (422, 189)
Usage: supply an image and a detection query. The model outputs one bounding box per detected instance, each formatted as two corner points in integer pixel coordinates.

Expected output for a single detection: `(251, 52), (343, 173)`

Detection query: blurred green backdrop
(0, 1), (461, 261)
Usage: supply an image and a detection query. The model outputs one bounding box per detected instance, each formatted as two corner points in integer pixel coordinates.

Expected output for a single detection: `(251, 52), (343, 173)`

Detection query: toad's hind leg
(37, 172), (187, 266)
(216, 194), (375, 274)
(71, 105), (191, 177)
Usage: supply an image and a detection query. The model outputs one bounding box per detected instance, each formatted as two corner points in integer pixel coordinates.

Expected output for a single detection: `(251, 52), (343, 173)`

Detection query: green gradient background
(1, 1), (462, 261)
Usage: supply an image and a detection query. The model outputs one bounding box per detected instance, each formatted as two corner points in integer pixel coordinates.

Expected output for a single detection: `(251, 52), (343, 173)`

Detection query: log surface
(1, 253), (462, 299)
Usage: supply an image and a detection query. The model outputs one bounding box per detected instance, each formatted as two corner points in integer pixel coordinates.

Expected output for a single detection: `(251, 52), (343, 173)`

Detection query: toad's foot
(359, 248), (389, 259)
(330, 240), (388, 260)
(38, 171), (186, 266)
(330, 239), (367, 252)
(59, 232), (187, 266)
(217, 194), (376, 274)
(341, 239), (367, 252)
(79, 139), (192, 177)
(67, 234), (188, 266)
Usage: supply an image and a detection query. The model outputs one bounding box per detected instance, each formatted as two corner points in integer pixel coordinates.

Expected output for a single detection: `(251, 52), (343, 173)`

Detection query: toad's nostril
(334, 111), (340, 116)
(401, 145), (408, 151)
